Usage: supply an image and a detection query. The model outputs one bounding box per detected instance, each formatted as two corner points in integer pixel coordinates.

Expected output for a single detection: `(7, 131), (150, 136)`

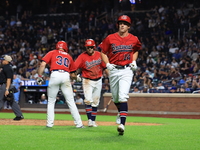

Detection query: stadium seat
(149, 89), (158, 93)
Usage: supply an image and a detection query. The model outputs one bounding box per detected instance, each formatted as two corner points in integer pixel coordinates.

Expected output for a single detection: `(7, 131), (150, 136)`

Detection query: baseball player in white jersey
(75, 39), (108, 127)
(37, 41), (84, 128)
(99, 15), (142, 135)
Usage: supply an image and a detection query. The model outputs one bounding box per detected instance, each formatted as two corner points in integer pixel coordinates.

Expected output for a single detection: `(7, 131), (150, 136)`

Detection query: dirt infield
(1, 109), (199, 126)
(0, 119), (163, 126)
(2, 109), (200, 119)
(0, 110), (164, 126)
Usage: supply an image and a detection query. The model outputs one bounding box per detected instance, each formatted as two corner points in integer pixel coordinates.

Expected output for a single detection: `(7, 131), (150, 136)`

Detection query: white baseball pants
(109, 67), (133, 103)
(82, 78), (102, 107)
(47, 71), (83, 127)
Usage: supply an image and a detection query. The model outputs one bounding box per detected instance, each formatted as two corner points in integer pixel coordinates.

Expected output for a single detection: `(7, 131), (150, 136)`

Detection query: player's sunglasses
(86, 46), (94, 49)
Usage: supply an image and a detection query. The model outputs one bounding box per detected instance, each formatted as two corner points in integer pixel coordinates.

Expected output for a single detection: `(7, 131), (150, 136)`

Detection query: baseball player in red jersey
(99, 15), (142, 135)
(37, 41), (84, 128)
(75, 39), (108, 127)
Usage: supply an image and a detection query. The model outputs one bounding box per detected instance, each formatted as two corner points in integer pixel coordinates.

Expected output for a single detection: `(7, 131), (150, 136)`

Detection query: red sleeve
(74, 53), (84, 70)
(100, 59), (106, 68)
(134, 36), (142, 52)
(69, 57), (77, 72)
(42, 51), (53, 64)
(98, 35), (111, 55)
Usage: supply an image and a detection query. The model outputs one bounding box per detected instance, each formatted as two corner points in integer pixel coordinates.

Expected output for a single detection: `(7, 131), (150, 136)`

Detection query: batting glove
(76, 74), (82, 82)
(37, 77), (44, 85)
(130, 61), (137, 71)
(106, 63), (116, 71)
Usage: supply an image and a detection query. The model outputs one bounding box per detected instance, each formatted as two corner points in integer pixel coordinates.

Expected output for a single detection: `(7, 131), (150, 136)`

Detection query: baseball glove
(10, 86), (18, 93)
(4, 89), (14, 102)
(3, 86), (18, 102)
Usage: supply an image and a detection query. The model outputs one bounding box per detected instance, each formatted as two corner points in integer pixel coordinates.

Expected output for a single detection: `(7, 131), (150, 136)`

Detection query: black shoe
(13, 116), (24, 121)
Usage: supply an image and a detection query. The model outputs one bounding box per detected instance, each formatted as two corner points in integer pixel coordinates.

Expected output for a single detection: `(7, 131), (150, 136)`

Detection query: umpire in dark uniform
(0, 55), (24, 120)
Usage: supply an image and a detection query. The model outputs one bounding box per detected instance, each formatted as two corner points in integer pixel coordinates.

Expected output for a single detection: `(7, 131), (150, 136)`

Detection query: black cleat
(13, 116), (24, 121)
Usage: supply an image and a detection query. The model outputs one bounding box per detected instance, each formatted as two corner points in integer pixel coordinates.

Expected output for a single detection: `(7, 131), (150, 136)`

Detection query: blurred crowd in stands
(0, 0), (200, 97)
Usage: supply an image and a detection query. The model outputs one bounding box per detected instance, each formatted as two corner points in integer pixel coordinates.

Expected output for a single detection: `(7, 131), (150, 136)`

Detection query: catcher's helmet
(117, 15), (131, 25)
(56, 41), (68, 52)
(85, 39), (96, 47)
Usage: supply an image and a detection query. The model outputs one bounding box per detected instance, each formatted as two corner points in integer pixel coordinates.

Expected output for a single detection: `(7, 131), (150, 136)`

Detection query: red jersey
(42, 50), (76, 72)
(99, 32), (141, 66)
(75, 51), (106, 79)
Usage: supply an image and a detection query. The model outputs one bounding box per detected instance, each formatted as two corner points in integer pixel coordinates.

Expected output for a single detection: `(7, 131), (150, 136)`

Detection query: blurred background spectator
(39, 94), (48, 104)
(0, 0), (200, 96)
(75, 93), (84, 105)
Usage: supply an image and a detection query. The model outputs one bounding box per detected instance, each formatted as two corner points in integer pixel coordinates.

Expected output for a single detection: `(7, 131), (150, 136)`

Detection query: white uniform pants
(82, 78), (102, 107)
(109, 67), (133, 103)
(47, 71), (83, 127)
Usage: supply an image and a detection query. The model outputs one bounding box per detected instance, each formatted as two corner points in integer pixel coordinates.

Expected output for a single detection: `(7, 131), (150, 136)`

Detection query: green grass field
(0, 112), (199, 150)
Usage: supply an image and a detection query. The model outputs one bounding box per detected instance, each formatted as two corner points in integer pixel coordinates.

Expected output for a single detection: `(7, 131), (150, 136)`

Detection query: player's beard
(118, 29), (128, 37)
(87, 49), (94, 56)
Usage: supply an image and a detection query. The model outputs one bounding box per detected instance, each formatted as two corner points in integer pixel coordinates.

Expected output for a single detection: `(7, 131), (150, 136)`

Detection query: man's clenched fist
(129, 61), (137, 71)
(106, 63), (116, 71)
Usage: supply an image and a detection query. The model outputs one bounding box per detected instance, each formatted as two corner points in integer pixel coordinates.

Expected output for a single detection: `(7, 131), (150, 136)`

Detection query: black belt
(115, 64), (129, 69)
(51, 70), (68, 73)
(84, 77), (101, 81)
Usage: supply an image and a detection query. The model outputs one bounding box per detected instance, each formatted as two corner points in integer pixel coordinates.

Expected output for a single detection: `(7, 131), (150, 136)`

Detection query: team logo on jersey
(111, 44), (133, 54)
(85, 58), (101, 69)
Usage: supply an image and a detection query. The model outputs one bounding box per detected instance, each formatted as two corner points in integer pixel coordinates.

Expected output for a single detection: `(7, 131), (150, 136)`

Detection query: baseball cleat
(88, 119), (98, 127)
(13, 116), (24, 121)
(88, 119), (93, 127)
(116, 113), (120, 124)
(46, 124), (53, 128)
(76, 125), (85, 128)
(46, 123), (54, 128)
(117, 124), (125, 135)
(92, 121), (98, 127)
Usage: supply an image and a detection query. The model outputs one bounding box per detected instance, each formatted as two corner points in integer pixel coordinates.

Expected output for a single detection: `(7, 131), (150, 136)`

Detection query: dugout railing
(18, 82), (105, 110)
